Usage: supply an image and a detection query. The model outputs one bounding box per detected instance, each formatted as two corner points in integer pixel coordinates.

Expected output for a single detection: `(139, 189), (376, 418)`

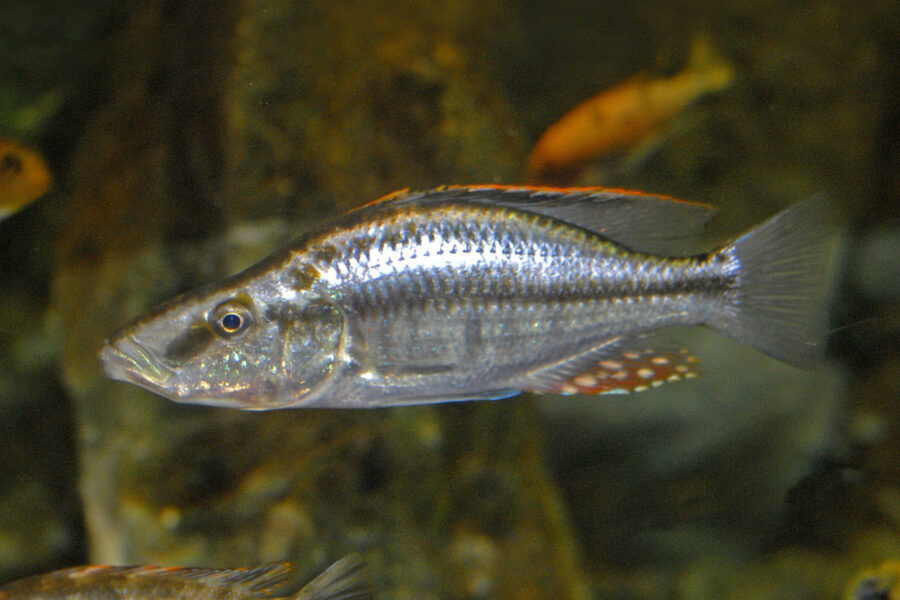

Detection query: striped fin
(355, 187), (411, 210)
(161, 563), (291, 592)
(354, 185), (716, 255)
(526, 347), (699, 396)
(710, 195), (837, 368)
(58, 563), (291, 594)
(293, 554), (370, 600)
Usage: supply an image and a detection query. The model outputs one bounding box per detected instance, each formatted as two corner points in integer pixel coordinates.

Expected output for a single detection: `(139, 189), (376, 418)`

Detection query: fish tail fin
(709, 196), (839, 368)
(292, 554), (370, 600)
(686, 34), (734, 93)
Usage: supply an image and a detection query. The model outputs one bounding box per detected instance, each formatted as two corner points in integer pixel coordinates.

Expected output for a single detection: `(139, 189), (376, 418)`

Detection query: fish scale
(337, 244), (722, 404)
(327, 205), (704, 303)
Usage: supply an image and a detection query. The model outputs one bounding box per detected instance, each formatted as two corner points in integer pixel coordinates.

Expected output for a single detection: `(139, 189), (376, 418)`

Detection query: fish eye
(221, 313), (242, 331)
(211, 300), (254, 339)
(0, 153), (23, 175)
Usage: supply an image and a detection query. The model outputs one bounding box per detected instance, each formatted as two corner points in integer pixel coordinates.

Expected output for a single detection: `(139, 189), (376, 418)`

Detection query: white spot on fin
(524, 346), (701, 397)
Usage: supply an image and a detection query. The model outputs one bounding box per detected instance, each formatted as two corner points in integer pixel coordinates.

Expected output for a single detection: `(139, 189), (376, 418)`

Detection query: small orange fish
(845, 560), (900, 600)
(0, 139), (52, 220)
(527, 36), (734, 184)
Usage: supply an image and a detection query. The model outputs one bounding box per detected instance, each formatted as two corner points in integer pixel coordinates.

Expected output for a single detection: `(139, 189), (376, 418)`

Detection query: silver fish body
(100, 186), (834, 409)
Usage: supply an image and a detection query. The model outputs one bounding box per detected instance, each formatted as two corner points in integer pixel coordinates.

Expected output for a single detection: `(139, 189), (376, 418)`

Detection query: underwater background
(0, 0), (897, 598)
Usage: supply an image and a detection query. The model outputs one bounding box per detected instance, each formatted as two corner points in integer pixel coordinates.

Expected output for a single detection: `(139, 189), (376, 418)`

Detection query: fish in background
(527, 36), (735, 184)
(845, 559), (900, 600)
(0, 555), (369, 600)
(0, 139), (52, 220)
(100, 185), (837, 410)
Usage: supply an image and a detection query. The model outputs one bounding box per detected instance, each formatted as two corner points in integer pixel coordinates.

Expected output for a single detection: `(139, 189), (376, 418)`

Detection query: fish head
(100, 272), (345, 409)
(0, 140), (52, 216)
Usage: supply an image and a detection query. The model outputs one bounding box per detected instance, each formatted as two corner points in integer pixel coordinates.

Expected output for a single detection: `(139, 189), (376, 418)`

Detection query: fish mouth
(100, 334), (177, 393)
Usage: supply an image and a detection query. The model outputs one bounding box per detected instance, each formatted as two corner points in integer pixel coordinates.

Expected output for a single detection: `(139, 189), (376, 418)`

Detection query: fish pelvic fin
(711, 196), (839, 368)
(293, 554), (370, 600)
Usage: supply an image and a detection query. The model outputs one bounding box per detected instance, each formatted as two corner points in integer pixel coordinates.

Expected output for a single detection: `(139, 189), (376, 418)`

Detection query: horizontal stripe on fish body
(296, 202), (735, 303)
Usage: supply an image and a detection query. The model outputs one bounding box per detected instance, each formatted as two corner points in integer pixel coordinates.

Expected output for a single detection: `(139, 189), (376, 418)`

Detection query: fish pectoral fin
(618, 128), (667, 172)
(619, 112), (705, 174)
(519, 337), (700, 396)
(293, 554), (370, 600)
(369, 360), (520, 405)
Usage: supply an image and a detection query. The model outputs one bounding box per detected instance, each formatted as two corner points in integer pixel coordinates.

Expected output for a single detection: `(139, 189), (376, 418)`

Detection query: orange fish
(0, 139), (52, 220)
(527, 36), (734, 184)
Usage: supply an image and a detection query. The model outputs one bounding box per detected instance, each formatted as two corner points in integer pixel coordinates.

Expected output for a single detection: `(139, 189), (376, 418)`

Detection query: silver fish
(0, 555), (368, 600)
(100, 186), (835, 409)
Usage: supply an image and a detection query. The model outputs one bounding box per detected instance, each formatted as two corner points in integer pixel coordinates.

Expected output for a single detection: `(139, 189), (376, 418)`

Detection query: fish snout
(100, 334), (176, 391)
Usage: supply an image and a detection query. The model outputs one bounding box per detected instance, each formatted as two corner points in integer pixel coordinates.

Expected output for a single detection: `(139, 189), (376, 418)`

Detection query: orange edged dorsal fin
(162, 563), (291, 593)
(525, 346), (699, 396)
(38, 563), (291, 595)
(352, 185), (717, 255)
(113, 563), (290, 595)
(353, 187), (411, 211)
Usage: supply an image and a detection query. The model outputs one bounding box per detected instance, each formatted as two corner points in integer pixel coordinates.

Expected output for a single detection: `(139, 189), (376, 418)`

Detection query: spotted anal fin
(524, 346), (700, 396)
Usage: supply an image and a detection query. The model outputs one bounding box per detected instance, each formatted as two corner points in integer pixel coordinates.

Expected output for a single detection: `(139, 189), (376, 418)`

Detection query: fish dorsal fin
(520, 337), (700, 396)
(361, 185), (718, 255)
(148, 563), (291, 593)
(172, 563), (291, 593)
(293, 554), (370, 600)
(39, 563), (291, 595)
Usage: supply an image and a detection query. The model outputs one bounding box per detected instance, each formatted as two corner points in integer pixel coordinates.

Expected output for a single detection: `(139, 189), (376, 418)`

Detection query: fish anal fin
(515, 337), (624, 392)
(525, 347), (700, 396)
(618, 128), (667, 172)
(293, 554), (370, 600)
